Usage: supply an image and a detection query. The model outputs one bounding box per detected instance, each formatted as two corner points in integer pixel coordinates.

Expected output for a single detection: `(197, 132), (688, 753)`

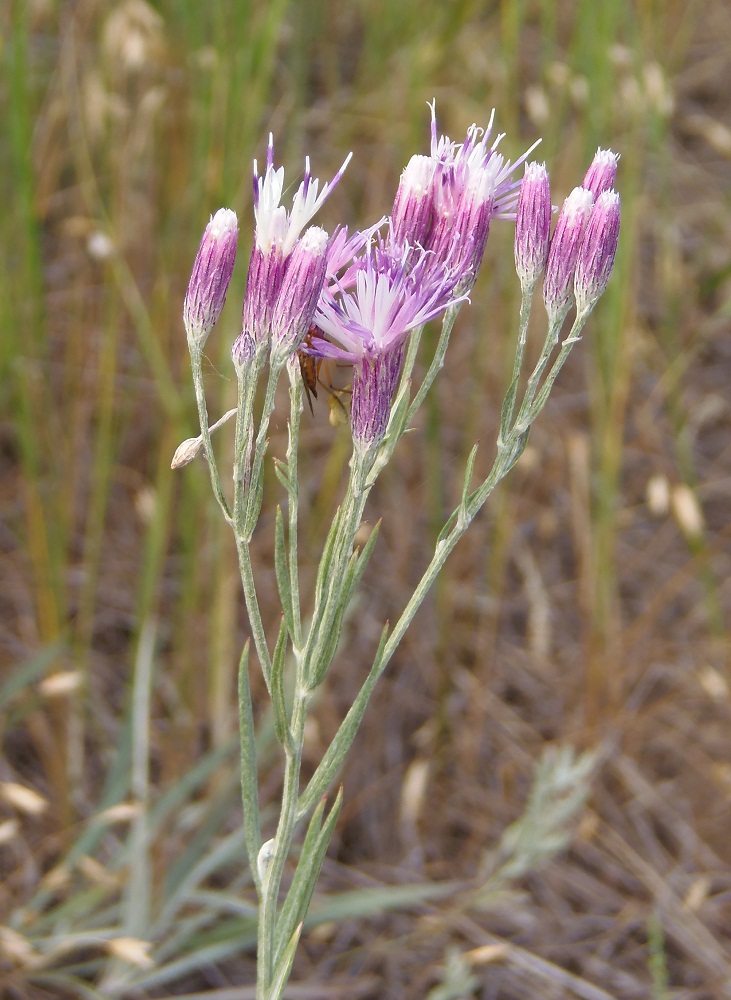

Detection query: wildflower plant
(176, 113), (620, 999)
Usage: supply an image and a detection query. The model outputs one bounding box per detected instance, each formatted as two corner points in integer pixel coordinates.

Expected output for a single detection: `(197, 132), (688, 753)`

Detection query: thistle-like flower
(542, 186), (594, 326)
(311, 242), (463, 365)
(574, 190), (621, 317)
(183, 208), (238, 347)
(514, 162), (552, 294)
(308, 241), (466, 448)
(231, 136), (351, 369)
(390, 103), (540, 292)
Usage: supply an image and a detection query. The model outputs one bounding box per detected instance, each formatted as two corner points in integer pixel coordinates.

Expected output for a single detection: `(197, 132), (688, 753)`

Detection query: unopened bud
(542, 186), (594, 325)
(183, 208), (238, 347)
(514, 162), (552, 293)
(270, 226), (329, 365)
(390, 154), (435, 250)
(582, 148), (620, 199)
(574, 190), (620, 316)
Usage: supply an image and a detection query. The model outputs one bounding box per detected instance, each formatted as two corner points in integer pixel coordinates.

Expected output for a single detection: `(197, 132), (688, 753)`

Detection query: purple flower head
(574, 190), (621, 316)
(582, 148), (620, 200)
(542, 186), (594, 324)
(390, 102), (540, 293)
(269, 225), (329, 364)
(514, 162), (552, 293)
(310, 240), (466, 365)
(183, 208), (238, 347)
(231, 136), (351, 369)
(325, 219), (387, 290)
(307, 240), (466, 449)
(252, 134), (351, 257)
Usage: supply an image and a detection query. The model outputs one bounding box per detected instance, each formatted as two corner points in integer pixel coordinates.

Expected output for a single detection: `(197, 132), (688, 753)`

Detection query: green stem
(286, 361), (304, 651)
(238, 643), (262, 896)
(297, 316), (590, 816)
(499, 288), (534, 435)
(397, 322), (424, 394)
(235, 534), (273, 692)
(256, 686), (310, 998)
(513, 313), (585, 435)
(230, 353), (279, 690)
(301, 448), (372, 689)
(406, 302), (461, 424)
(512, 310), (566, 426)
(244, 360), (284, 539)
(233, 363), (259, 531)
(189, 345), (233, 523)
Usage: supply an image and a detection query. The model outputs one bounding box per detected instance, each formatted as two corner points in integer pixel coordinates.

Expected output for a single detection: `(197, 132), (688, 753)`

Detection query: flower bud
(270, 226), (329, 365)
(582, 148), (620, 200)
(231, 244), (285, 370)
(183, 208), (238, 347)
(574, 190), (621, 316)
(390, 154), (435, 250)
(514, 162), (552, 293)
(542, 186), (594, 324)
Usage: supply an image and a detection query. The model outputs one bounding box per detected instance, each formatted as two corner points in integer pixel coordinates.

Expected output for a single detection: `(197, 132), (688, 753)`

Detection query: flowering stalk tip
(183, 208), (238, 347)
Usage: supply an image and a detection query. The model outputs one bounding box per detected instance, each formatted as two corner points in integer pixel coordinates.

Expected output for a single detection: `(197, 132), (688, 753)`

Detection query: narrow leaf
(270, 618), (291, 749)
(346, 519), (381, 600)
(274, 506), (295, 640)
(436, 509), (458, 546)
(275, 790), (343, 978)
(458, 444), (479, 524)
(268, 922), (303, 1000)
(273, 459), (292, 495)
(499, 378), (519, 436)
(238, 642), (262, 889)
(274, 796), (328, 967)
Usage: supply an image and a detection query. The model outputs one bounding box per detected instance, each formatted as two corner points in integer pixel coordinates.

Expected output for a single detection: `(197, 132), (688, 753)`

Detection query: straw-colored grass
(2, 0), (730, 997)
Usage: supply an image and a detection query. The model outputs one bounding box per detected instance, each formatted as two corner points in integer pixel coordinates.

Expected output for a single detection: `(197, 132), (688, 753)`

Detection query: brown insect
(298, 326), (349, 422)
(298, 327), (323, 415)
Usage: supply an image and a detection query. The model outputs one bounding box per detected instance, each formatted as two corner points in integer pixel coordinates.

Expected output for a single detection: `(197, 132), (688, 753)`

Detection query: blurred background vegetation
(1, 0), (730, 997)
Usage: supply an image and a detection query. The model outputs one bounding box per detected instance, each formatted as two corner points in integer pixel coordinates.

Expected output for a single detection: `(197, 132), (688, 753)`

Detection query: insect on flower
(298, 326), (349, 420)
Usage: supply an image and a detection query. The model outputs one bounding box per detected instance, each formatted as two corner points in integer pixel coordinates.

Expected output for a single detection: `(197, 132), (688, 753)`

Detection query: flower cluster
(513, 148), (621, 324)
(310, 241), (468, 447)
(182, 112), (621, 452)
(304, 105), (540, 449)
(390, 103), (539, 290)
